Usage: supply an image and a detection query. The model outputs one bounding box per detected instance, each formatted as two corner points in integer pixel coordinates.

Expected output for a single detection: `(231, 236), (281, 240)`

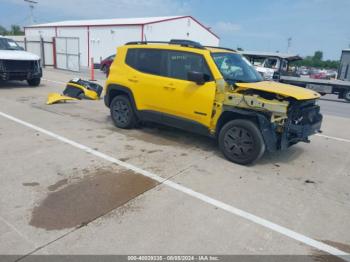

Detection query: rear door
(125, 48), (169, 115)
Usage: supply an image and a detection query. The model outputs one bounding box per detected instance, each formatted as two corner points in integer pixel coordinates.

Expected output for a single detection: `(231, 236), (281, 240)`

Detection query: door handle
(163, 86), (176, 90)
(128, 78), (138, 83)
(164, 83), (175, 90)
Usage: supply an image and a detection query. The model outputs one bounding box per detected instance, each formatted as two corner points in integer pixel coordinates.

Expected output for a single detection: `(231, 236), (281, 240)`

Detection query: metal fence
(55, 37), (80, 72)
(8, 35), (54, 67)
(6, 35), (82, 72)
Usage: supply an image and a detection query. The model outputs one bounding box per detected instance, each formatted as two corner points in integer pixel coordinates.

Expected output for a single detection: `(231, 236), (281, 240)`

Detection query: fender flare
(104, 84), (139, 115)
(217, 106), (278, 152)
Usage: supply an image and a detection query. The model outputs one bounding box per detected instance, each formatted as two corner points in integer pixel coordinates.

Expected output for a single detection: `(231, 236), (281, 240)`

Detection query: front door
(161, 50), (216, 127)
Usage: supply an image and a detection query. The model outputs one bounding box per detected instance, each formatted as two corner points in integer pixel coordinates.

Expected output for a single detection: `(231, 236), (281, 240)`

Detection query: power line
(287, 37), (292, 53)
(24, 0), (38, 25)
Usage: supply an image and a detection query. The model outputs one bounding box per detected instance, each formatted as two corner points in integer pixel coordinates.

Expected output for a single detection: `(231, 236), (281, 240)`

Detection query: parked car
(104, 39), (323, 165)
(309, 69), (328, 79)
(297, 67), (310, 76)
(326, 69), (337, 79)
(100, 54), (115, 76)
(0, 36), (42, 86)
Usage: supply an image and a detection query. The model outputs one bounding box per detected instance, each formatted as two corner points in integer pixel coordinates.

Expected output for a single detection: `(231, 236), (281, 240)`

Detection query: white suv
(0, 36), (42, 86)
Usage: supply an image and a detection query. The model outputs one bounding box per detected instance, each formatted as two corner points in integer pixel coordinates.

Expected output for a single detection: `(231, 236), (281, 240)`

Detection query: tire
(343, 90), (350, 102)
(27, 78), (41, 87)
(110, 95), (137, 129)
(218, 119), (265, 165)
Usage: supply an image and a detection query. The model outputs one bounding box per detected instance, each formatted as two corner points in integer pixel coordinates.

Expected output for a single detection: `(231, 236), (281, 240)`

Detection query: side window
(165, 51), (212, 81)
(264, 58), (278, 69)
(125, 48), (165, 76)
(125, 49), (138, 68)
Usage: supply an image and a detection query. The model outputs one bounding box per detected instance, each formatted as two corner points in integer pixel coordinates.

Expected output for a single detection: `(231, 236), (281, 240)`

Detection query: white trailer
(242, 51), (350, 102)
(24, 16), (219, 69)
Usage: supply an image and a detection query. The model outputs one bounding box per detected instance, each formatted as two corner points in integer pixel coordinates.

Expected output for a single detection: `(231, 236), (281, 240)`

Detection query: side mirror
(187, 71), (209, 85)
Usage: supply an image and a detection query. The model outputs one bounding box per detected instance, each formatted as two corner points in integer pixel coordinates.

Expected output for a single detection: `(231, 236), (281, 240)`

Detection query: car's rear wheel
(27, 78), (41, 87)
(110, 95), (137, 129)
(218, 119), (265, 165)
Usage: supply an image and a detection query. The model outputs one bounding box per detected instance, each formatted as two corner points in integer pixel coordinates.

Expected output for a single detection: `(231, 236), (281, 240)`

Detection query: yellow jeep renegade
(104, 39), (322, 165)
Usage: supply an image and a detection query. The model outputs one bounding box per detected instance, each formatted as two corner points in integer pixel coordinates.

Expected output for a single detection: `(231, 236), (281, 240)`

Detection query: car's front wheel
(218, 119), (265, 165)
(27, 78), (41, 87)
(110, 95), (137, 129)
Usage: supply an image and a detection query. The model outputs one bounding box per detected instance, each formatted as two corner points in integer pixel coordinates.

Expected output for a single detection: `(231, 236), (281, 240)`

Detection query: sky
(1, 0), (349, 60)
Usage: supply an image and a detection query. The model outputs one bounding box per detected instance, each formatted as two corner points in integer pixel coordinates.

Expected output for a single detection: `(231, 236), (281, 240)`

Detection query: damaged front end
(223, 88), (323, 152)
(0, 59), (42, 81)
(279, 99), (322, 149)
(63, 79), (103, 100)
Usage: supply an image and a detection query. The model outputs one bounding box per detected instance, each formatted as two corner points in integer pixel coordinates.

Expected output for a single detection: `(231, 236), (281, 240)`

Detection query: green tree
(313, 51), (323, 61)
(9, 25), (24, 35)
(237, 47), (244, 51)
(291, 51), (339, 69)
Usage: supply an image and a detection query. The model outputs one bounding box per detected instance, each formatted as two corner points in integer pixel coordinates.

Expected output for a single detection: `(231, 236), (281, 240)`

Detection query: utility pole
(287, 37), (292, 53)
(24, 0), (38, 25)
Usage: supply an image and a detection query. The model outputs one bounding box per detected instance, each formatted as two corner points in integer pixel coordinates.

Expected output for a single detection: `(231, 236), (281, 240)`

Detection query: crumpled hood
(236, 81), (321, 100)
(0, 50), (40, 61)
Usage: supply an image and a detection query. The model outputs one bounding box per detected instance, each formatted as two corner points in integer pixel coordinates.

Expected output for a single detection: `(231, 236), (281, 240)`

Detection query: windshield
(212, 52), (263, 83)
(0, 38), (22, 50)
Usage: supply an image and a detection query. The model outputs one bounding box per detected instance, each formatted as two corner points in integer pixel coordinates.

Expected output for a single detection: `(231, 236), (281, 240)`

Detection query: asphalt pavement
(0, 69), (349, 261)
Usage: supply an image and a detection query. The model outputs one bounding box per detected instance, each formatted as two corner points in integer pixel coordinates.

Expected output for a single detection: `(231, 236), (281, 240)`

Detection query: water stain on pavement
(311, 240), (350, 262)
(47, 178), (68, 191)
(322, 240), (350, 253)
(30, 169), (157, 230)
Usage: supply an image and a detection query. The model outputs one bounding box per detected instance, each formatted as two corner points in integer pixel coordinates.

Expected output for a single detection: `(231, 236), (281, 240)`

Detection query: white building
(24, 16), (220, 68)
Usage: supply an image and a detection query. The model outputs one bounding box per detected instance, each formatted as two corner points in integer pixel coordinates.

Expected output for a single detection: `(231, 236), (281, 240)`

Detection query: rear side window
(125, 48), (165, 76)
(165, 50), (212, 81)
(125, 48), (212, 81)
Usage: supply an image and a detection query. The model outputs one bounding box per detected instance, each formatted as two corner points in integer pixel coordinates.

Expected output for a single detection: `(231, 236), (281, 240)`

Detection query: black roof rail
(204, 46), (236, 52)
(126, 41), (169, 45)
(169, 39), (204, 49)
(125, 39), (205, 49)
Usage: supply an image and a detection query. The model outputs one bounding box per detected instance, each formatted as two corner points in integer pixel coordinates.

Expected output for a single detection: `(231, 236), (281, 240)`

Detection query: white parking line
(42, 78), (66, 85)
(42, 78), (104, 85)
(0, 216), (36, 248)
(316, 134), (350, 143)
(0, 110), (349, 260)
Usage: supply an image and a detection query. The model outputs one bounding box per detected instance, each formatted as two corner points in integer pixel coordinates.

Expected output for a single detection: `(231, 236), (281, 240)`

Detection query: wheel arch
(216, 107), (278, 152)
(105, 84), (138, 114)
(216, 107), (259, 136)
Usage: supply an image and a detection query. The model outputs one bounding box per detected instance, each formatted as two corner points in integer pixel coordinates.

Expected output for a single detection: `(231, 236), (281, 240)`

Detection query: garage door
(55, 37), (80, 72)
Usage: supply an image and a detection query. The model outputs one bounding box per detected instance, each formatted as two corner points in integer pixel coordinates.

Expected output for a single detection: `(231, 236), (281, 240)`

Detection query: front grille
(288, 100), (321, 125)
(285, 100), (322, 141)
(0, 60), (37, 72)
